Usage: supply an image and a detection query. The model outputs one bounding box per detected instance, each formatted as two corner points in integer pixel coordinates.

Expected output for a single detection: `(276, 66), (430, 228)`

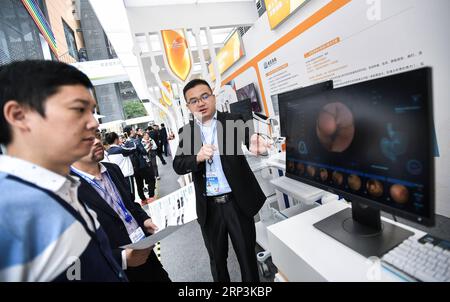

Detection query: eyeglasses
(186, 93), (213, 106)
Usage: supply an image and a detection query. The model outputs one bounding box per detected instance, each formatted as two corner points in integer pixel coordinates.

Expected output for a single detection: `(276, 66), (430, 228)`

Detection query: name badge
(129, 227), (145, 243)
(206, 171), (220, 195)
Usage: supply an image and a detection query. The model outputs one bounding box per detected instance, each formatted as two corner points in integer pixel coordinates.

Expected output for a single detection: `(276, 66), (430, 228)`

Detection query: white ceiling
(124, 0), (255, 7)
(134, 27), (235, 53)
(90, 0), (253, 99)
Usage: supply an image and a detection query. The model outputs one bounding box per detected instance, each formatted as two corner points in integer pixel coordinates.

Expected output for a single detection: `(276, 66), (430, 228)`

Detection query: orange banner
(209, 31), (245, 80)
(161, 81), (174, 106)
(161, 29), (192, 82)
(159, 98), (168, 119)
(266, 63), (289, 77)
(265, 0), (308, 30)
(304, 37), (340, 58)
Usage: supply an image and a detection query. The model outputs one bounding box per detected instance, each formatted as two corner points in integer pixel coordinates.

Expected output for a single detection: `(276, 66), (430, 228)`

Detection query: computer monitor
(280, 67), (434, 257)
(278, 81), (333, 137)
(230, 98), (253, 122)
(236, 83), (262, 113)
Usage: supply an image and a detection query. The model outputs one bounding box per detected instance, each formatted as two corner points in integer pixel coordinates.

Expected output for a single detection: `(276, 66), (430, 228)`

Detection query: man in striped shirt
(0, 60), (126, 281)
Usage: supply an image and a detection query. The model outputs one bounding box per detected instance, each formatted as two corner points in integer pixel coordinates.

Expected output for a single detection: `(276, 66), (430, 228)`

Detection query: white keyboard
(382, 234), (450, 282)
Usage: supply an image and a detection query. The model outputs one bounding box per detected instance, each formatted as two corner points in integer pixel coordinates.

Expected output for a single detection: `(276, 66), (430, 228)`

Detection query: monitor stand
(313, 202), (414, 258)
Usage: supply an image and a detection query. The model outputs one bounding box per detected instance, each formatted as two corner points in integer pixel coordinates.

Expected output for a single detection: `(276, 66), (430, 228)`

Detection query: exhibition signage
(209, 31), (245, 80)
(161, 29), (192, 82)
(161, 81), (174, 106)
(265, 0), (309, 30)
(71, 59), (128, 86)
(224, 0), (450, 216)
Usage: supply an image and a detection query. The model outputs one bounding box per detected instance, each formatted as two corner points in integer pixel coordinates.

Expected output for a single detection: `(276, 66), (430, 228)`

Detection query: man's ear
(3, 100), (33, 132)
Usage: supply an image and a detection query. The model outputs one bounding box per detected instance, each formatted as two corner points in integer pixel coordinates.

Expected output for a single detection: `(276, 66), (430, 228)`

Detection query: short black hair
(105, 132), (119, 145)
(160, 123), (165, 127)
(123, 126), (132, 135)
(0, 60), (93, 145)
(183, 78), (212, 101)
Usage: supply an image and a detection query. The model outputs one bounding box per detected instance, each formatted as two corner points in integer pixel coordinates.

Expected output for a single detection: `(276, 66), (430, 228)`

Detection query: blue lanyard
(200, 119), (217, 166)
(71, 167), (133, 223)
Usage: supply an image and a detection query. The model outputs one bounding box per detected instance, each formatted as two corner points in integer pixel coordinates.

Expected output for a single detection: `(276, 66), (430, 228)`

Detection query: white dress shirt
(195, 112), (232, 196)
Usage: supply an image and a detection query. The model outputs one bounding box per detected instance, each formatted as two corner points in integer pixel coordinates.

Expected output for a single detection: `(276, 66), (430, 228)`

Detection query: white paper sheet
(120, 225), (182, 250)
(143, 182), (197, 230)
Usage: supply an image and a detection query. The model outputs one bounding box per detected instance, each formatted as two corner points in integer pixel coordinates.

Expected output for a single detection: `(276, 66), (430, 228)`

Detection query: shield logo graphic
(161, 29), (192, 82)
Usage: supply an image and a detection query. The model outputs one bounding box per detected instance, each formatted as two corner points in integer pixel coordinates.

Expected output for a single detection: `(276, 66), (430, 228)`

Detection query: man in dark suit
(123, 126), (156, 204)
(71, 131), (171, 282)
(159, 123), (169, 156)
(173, 79), (269, 282)
(151, 124), (167, 165)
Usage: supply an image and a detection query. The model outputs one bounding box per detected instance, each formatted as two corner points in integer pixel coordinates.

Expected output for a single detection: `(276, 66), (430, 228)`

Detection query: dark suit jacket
(173, 111), (266, 227)
(159, 127), (168, 144)
(73, 162), (170, 282)
(150, 130), (163, 152)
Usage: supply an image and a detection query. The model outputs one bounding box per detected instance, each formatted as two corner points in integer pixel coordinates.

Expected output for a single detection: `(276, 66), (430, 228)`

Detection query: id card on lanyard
(129, 227), (145, 243)
(201, 120), (220, 195)
(206, 168), (220, 195)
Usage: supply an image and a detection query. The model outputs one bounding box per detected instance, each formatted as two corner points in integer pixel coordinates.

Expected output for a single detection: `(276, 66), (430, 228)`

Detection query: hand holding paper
(125, 248), (152, 267)
(144, 218), (159, 234)
(121, 226), (182, 250)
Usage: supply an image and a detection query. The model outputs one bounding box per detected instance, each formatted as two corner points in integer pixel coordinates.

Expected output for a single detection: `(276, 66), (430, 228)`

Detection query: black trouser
(125, 250), (171, 282)
(149, 150), (159, 177)
(156, 149), (166, 164)
(162, 141), (169, 156)
(124, 176), (135, 201)
(134, 166), (155, 200)
(200, 194), (259, 282)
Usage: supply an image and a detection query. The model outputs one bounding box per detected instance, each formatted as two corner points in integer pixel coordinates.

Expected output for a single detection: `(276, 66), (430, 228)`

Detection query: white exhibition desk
(267, 201), (426, 282)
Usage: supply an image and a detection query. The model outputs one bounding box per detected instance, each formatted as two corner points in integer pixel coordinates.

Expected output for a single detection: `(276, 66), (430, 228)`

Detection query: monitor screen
(236, 83), (262, 112)
(281, 68), (434, 225)
(229, 98), (253, 122)
(278, 81), (333, 137)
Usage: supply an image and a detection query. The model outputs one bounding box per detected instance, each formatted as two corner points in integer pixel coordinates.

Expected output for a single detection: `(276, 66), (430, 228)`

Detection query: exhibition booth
(19, 0), (447, 282)
(85, 0), (450, 282)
